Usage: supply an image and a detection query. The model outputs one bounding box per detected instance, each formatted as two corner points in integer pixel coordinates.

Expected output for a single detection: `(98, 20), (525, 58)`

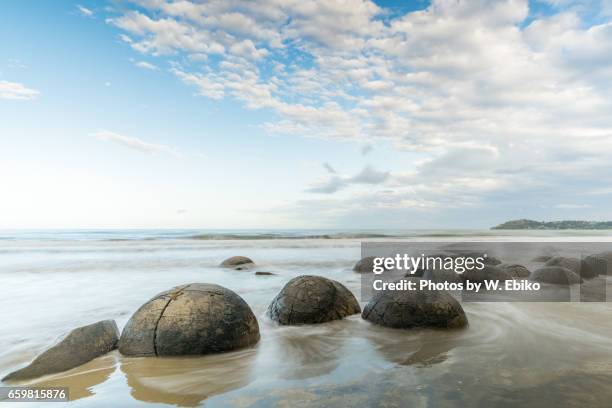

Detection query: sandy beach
(2, 230), (612, 407)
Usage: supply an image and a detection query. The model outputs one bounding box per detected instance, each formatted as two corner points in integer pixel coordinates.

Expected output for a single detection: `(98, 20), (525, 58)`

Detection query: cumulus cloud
(134, 60), (158, 70)
(92, 130), (176, 155)
(0, 80), (39, 100)
(105, 0), (612, 223)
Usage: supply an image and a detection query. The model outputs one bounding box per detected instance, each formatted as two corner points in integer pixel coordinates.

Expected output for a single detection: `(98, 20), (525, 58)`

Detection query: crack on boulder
(152, 284), (189, 356)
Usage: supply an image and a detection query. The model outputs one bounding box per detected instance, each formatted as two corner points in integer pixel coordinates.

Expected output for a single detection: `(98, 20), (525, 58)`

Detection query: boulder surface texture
(3, 320), (119, 382)
(268, 275), (360, 325)
(362, 289), (468, 329)
(530, 266), (582, 285)
(119, 283), (260, 357)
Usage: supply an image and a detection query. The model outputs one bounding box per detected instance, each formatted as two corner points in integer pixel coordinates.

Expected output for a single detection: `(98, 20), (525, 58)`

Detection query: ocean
(2, 229), (612, 407)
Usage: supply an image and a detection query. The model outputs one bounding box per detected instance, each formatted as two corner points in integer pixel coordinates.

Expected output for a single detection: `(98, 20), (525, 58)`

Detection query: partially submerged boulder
(461, 265), (512, 283)
(220, 256), (254, 269)
(353, 256), (379, 273)
(2, 320), (119, 382)
(530, 266), (582, 285)
(362, 288), (468, 329)
(268, 276), (360, 325)
(119, 283), (260, 356)
(581, 251), (612, 278)
(255, 271), (276, 276)
(498, 263), (531, 278)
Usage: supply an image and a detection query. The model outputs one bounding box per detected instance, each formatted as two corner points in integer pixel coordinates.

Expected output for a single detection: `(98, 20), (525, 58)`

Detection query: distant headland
(492, 219), (612, 230)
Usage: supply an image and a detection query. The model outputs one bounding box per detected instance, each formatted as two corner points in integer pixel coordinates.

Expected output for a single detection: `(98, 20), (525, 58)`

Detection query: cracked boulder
(3, 320), (119, 382)
(267, 275), (360, 325)
(220, 256), (254, 269)
(362, 288), (468, 329)
(118, 283), (260, 357)
(530, 266), (582, 285)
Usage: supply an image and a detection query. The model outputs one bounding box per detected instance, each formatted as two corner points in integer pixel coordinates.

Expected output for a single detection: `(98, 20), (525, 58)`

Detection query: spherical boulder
(362, 288), (468, 329)
(119, 283), (260, 357)
(582, 253), (611, 278)
(268, 276), (360, 325)
(545, 257), (581, 274)
(498, 263), (531, 278)
(530, 266), (582, 285)
(461, 265), (512, 283)
(220, 256), (254, 269)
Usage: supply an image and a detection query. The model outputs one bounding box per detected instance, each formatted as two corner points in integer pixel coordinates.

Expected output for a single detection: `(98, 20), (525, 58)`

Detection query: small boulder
(220, 256), (254, 269)
(119, 283), (259, 357)
(268, 276), (360, 325)
(530, 266), (582, 285)
(3, 320), (119, 382)
(461, 265), (512, 283)
(362, 288), (467, 329)
(483, 256), (503, 266)
(498, 263), (531, 278)
(353, 256), (378, 273)
(255, 271), (276, 276)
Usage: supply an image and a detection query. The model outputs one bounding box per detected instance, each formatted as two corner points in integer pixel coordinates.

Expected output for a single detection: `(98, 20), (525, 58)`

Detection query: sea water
(2, 229), (612, 407)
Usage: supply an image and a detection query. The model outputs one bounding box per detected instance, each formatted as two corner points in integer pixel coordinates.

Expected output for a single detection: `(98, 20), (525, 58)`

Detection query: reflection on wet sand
(363, 324), (463, 367)
(120, 347), (257, 407)
(31, 353), (117, 401)
(273, 324), (346, 380)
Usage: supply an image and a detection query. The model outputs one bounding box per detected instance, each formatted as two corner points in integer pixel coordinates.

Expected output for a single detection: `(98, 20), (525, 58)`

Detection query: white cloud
(0, 80), (39, 100)
(134, 60), (159, 70)
(106, 0), (612, 223)
(92, 130), (176, 155)
(77, 5), (93, 17)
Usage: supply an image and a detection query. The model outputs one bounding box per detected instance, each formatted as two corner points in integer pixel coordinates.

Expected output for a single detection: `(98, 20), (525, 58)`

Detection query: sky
(2, 0), (612, 229)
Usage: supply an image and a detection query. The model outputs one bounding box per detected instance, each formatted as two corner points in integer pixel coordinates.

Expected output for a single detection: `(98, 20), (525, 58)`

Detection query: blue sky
(2, 0), (612, 229)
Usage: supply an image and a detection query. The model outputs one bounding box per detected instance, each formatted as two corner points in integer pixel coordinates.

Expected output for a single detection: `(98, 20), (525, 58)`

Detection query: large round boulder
(498, 263), (531, 278)
(268, 276), (360, 325)
(220, 256), (254, 269)
(362, 288), (468, 329)
(119, 283), (260, 357)
(530, 266), (582, 285)
(461, 265), (512, 283)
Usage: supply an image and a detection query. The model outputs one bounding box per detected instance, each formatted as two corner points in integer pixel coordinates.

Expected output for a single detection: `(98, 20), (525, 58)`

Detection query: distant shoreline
(492, 219), (612, 230)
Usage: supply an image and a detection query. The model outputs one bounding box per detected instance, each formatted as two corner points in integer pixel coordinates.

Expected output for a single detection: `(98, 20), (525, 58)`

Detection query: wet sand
(2, 232), (612, 407)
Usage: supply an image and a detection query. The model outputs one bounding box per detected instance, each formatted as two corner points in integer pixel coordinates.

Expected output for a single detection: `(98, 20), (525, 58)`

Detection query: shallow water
(2, 230), (612, 407)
